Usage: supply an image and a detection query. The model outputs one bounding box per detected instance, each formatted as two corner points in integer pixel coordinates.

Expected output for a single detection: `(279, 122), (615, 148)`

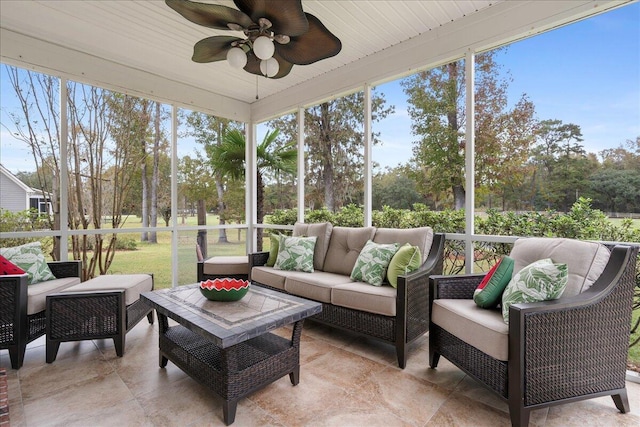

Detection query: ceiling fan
(166, 0), (342, 79)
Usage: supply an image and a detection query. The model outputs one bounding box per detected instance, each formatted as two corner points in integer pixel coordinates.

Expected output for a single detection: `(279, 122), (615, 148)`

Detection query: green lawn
(105, 214), (255, 289)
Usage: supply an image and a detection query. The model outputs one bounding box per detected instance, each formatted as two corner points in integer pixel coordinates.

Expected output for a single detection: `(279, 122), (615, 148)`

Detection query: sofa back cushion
(323, 226), (376, 275)
(293, 222), (333, 271)
(373, 227), (434, 264)
(509, 237), (610, 297)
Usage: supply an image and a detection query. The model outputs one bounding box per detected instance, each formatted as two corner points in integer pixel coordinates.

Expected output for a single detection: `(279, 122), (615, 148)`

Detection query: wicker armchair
(429, 239), (638, 427)
(0, 261), (82, 369)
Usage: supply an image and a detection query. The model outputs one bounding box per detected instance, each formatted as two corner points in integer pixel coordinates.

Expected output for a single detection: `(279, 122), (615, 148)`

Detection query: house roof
(0, 1), (631, 123)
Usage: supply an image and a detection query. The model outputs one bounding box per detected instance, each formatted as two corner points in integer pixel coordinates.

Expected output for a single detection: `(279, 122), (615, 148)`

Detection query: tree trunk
(453, 185), (465, 210)
(141, 158), (148, 242)
(320, 103), (335, 211)
(197, 199), (207, 259)
(149, 102), (160, 243)
(256, 171), (264, 251)
(215, 176), (228, 243)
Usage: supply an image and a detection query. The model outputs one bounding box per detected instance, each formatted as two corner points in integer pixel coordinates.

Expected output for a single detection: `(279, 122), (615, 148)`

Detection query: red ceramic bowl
(199, 278), (250, 301)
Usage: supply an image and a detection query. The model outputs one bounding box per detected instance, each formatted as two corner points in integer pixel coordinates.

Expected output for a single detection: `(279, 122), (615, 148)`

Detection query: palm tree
(208, 128), (297, 250)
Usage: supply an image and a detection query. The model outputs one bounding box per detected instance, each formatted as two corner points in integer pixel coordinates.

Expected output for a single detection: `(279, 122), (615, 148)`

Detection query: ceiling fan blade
(244, 51), (294, 79)
(276, 13), (341, 65)
(192, 36), (243, 63)
(234, 0), (308, 37)
(166, 0), (253, 30)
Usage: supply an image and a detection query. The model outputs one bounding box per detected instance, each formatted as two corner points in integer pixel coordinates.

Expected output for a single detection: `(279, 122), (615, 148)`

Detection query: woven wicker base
(159, 323), (300, 425)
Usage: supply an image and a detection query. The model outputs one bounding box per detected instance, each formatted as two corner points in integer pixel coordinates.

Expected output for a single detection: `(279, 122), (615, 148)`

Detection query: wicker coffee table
(141, 283), (321, 425)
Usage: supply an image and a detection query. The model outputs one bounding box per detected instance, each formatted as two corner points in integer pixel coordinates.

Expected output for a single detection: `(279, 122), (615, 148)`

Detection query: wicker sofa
(429, 238), (639, 427)
(0, 261), (82, 369)
(249, 222), (445, 368)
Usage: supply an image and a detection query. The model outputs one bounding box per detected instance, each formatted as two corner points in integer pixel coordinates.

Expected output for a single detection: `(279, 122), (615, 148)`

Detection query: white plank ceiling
(0, 0), (631, 122)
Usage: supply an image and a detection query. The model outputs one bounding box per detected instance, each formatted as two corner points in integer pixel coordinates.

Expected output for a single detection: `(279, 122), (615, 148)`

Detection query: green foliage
(403, 204), (465, 233)
(372, 206), (407, 228)
(306, 207), (335, 224)
(265, 209), (298, 226)
(332, 204), (364, 227)
(114, 236), (138, 251)
(0, 209), (52, 251)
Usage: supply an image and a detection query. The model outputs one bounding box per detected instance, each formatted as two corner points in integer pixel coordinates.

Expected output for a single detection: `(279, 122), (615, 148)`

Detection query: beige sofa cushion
(284, 271), (353, 303)
(331, 282), (397, 316)
(293, 222), (333, 271)
(62, 273), (153, 306)
(432, 299), (509, 361)
(510, 237), (610, 297)
(373, 227), (434, 264)
(27, 277), (81, 315)
(203, 255), (249, 276)
(250, 266), (289, 290)
(323, 226), (376, 275)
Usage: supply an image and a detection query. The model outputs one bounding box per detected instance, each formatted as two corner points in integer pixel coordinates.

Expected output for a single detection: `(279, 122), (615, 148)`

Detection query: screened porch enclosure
(1, 0), (638, 286)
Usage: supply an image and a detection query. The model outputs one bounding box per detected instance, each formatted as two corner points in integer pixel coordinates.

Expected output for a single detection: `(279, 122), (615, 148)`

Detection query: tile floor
(2, 318), (639, 427)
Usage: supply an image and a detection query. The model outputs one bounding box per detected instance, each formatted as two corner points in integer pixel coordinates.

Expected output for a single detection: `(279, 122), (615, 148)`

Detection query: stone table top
(141, 283), (322, 348)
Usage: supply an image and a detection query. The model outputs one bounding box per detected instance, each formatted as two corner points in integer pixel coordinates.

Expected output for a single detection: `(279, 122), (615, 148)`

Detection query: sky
(371, 1), (640, 170)
(1, 2), (639, 174)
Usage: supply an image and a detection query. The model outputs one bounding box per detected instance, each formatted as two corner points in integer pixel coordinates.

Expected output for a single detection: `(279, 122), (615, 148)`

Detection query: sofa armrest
(396, 232), (446, 344)
(47, 261), (82, 279)
(430, 274), (484, 300)
(248, 252), (269, 280)
(509, 244), (637, 405)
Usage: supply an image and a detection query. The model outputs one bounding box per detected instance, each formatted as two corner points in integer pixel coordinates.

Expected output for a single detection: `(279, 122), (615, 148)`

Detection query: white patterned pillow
(350, 240), (399, 286)
(501, 258), (568, 324)
(273, 236), (317, 273)
(0, 241), (55, 284)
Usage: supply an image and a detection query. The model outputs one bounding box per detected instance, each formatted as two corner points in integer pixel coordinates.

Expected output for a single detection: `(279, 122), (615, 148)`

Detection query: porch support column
(297, 107), (305, 223)
(464, 49), (476, 273)
(170, 105), (179, 286)
(59, 78), (68, 261)
(363, 84), (373, 227)
(246, 123), (257, 253)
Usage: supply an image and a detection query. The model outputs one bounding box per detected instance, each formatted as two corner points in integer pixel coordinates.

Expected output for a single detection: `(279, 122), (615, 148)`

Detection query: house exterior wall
(0, 171), (29, 212)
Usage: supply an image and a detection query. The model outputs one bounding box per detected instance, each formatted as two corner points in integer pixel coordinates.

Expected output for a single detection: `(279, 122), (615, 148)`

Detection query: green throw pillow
(501, 258), (568, 324)
(386, 243), (421, 288)
(0, 241), (55, 285)
(273, 236), (317, 272)
(473, 256), (514, 308)
(350, 240), (399, 287)
(266, 234), (281, 267)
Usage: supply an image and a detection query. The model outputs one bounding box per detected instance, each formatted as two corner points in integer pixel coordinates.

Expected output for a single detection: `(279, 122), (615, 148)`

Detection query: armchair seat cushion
(432, 299), (508, 361)
(27, 277), (81, 315)
(202, 255), (249, 276)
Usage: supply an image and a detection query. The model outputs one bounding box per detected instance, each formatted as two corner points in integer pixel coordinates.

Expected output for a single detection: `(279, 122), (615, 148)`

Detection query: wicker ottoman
(45, 274), (154, 363)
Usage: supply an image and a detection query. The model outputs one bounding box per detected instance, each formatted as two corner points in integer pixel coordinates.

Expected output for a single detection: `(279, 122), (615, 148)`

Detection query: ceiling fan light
(253, 36), (275, 60)
(226, 47), (247, 69)
(260, 58), (279, 78)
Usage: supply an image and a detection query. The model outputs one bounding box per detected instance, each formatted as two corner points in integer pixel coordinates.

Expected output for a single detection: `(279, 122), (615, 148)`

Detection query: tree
(372, 166), (423, 210)
(269, 91), (393, 212)
(403, 52), (537, 210)
(184, 112), (241, 251)
(530, 119), (588, 210)
(4, 66), (150, 279)
(208, 128), (296, 250)
(3, 66), (63, 258)
(67, 84), (146, 278)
